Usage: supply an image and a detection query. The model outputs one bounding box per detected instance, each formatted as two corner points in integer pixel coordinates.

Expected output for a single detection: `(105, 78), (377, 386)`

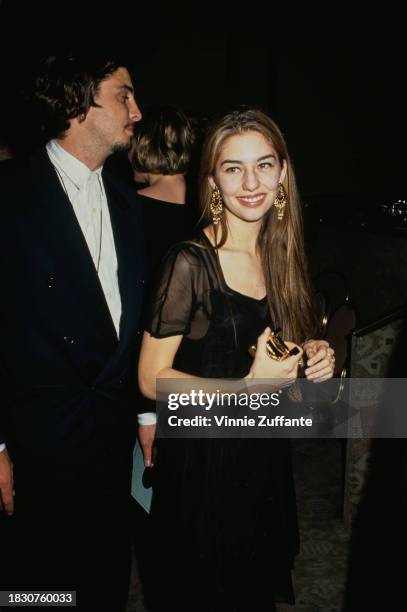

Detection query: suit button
(139, 278), (145, 284)
(63, 336), (75, 344)
(47, 275), (56, 288)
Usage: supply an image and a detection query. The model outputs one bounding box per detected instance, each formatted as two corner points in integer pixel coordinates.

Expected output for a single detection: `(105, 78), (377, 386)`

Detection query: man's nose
(129, 98), (142, 123)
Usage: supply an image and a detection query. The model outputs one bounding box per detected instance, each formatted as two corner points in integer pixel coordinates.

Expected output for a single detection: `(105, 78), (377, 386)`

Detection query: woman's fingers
(305, 347), (334, 370)
(306, 346), (327, 367)
(255, 327), (271, 351)
(251, 328), (271, 365)
(306, 355), (335, 381)
(308, 366), (334, 382)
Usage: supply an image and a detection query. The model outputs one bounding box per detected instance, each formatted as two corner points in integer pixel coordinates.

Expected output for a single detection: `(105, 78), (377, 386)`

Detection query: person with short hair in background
(129, 105), (195, 274)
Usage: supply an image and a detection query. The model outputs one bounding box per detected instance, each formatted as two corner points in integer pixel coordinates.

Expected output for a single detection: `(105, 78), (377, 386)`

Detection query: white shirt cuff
(138, 412), (157, 426)
(0, 443), (6, 453)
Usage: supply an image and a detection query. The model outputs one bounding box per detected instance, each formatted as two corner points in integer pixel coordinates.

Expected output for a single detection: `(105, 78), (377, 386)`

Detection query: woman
(128, 105), (195, 273)
(138, 108), (335, 611)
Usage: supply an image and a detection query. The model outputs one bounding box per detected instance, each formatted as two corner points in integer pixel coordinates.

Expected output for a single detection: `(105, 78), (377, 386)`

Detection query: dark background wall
(1, 4), (405, 200)
(1, 3), (406, 324)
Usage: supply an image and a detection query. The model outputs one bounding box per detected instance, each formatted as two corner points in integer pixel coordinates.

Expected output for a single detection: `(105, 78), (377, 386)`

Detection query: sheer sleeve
(145, 243), (210, 339)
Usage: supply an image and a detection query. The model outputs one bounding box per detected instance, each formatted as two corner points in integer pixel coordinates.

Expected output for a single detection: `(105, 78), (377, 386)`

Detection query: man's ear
(71, 114), (86, 128)
(77, 113), (87, 124)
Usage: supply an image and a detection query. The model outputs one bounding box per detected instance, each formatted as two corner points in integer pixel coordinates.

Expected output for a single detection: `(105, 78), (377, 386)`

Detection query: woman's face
(209, 130), (287, 224)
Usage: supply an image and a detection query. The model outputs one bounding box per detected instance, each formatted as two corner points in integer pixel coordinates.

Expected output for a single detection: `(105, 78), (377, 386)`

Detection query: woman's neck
(137, 174), (186, 204)
(208, 213), (261, 254)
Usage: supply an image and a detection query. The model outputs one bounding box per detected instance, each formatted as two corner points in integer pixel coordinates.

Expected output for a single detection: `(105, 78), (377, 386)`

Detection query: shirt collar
(46, 139), (103, 188)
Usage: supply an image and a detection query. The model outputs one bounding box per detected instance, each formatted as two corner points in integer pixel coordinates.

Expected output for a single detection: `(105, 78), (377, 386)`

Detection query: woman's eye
(258, 162), (273, 169)
(225, 166), (241, 173)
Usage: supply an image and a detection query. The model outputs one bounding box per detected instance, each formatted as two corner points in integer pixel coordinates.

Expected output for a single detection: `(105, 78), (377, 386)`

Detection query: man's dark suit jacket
(0, 148), (146, 495)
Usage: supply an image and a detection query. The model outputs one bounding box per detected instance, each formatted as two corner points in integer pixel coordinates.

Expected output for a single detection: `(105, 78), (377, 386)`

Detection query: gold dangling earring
(274, 183), (287, 220)
(210, 186), (223, 225)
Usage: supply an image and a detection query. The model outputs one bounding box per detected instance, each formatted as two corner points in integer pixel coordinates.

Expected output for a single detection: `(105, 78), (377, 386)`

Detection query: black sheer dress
(146, 231), (299, 611)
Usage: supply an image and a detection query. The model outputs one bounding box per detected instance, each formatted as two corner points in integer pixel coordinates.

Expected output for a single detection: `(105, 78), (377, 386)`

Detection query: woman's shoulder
(164, 232), (210, 259)
(159, 232), (215, 280)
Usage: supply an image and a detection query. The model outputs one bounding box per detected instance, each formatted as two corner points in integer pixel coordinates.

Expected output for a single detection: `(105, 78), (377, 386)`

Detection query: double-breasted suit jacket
(0, 148), (146, 494)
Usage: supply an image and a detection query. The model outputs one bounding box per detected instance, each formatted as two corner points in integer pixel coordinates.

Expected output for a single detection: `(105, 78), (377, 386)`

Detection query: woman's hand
(302, 339), (335, 382)
(246, 327), (303, 387)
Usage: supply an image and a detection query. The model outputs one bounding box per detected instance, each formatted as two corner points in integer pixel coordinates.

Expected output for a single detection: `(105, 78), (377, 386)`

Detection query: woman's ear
(208, 176), (216, 190)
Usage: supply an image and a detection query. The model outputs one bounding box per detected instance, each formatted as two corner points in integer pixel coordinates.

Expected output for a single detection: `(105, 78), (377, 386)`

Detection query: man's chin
(111, 140), (131, 155)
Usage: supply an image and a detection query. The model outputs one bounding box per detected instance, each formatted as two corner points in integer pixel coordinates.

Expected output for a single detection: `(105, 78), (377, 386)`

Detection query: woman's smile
(236, 193), (267, 207)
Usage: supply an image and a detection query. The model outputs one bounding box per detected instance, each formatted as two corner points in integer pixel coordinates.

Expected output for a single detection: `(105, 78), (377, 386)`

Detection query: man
(0, 52), (145, 611)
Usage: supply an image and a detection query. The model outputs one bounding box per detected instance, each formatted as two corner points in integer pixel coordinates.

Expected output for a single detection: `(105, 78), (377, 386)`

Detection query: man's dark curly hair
(33, 51), (125, 140)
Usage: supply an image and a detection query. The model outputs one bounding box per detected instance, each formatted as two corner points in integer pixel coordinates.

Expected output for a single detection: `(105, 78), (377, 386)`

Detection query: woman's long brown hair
(199, 108), (318, 343)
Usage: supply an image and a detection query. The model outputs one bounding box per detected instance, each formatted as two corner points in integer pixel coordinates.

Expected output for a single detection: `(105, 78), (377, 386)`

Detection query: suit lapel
(103, 171), (145, 349)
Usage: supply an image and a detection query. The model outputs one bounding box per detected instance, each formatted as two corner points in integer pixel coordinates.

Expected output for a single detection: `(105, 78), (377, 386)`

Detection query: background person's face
(210, 131), (286, 225)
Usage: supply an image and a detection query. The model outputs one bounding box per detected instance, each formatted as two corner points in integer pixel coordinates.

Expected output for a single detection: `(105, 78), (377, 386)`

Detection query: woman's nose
(242, 169), (260, 191)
